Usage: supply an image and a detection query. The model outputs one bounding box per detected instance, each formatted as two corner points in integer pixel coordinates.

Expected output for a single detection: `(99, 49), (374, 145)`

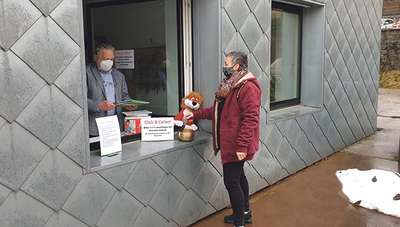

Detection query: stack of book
(123, 110), (152, 135)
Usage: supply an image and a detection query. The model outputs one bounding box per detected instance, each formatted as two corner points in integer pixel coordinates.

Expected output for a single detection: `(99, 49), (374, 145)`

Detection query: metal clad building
(0, 0), (381, 226)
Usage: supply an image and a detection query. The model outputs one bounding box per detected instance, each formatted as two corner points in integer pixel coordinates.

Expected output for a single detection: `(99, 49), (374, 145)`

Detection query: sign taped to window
(115, 49), (135, 69)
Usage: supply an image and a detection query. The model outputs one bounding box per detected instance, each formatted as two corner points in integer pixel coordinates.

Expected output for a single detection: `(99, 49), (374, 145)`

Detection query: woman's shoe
(224, 211), (253, 224)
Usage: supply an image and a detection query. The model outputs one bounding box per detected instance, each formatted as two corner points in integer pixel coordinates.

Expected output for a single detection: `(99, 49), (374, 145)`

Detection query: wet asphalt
(190, 88), (400, 227)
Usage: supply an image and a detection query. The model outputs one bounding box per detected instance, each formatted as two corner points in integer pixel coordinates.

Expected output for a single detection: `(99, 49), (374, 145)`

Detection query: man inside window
(87, 43), (137, 137)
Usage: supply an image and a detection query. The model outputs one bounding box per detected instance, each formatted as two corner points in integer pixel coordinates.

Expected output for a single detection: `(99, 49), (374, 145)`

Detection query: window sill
(268, 105), (322, 124)
(90, 131), (212, 172)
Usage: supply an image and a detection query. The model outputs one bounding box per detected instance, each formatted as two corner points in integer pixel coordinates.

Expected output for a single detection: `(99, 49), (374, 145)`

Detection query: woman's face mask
(100, 60), (113, 72)
(223, 67), (235, 77)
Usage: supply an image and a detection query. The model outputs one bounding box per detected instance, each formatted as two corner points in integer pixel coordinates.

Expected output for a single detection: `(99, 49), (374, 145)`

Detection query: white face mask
(100, 60), (113, 72)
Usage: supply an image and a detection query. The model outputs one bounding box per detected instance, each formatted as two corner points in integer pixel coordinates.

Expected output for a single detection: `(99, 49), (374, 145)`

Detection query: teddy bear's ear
(194, 92), (203, 105)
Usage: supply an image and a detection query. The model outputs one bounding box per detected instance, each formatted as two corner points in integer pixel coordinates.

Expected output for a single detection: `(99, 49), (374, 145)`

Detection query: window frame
(270, 1), (303, 110)
(268, 0), (325, 123)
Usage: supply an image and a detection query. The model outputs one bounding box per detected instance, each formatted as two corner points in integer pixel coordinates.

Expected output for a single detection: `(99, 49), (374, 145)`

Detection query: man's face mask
(223, 67), (235, 78)
(100, 60), (113, 72)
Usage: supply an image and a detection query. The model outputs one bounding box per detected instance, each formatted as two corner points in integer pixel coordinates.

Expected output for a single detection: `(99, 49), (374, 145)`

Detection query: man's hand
(99, 100), (116, 111)
(237, 152), (247, 161)
(125, 105), (138, 111)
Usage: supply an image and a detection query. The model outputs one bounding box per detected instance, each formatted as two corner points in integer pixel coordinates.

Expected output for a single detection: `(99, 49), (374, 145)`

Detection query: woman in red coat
(187, 51), (261, 227)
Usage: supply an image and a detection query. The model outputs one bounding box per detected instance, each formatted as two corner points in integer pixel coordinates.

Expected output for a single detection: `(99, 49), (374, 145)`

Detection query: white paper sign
(115, 49), (135, 69)
(141, 117), (174, 141)
(95, 115), (122, 156)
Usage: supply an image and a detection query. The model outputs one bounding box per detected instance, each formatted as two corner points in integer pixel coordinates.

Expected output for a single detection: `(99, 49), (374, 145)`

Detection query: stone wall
(383, 0), (400, 17)
(381, 29), (400, 71)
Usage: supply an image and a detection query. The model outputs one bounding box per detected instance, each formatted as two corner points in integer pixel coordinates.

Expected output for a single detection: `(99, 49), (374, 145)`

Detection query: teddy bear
(174, 91), (203, 131)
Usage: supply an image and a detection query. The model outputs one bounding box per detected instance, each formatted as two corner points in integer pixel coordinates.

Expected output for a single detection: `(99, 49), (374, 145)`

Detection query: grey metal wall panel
(193, 141), (214, 160)
(62, 173), (116, 226)
(0, 0), (42, 51)
(133, 206), (168, 227)
(198, 203), (217, 221)
(296, 114), (334, 158)
(0, 123), (49, 191)
(20, 150), (83, 211)
(149, 174), (186, 220)
(172, 190), (205, 226)
(251, 143), (274, 181)
(0, 191), (53, 226)
(54, 55), (85, 108)
(191, 162), (221, 202)
(15, 85), (82, 149)
(57, 117), (89, 169)
(30, 0), (63, 16)
(245, 163), (269, 194)
(0, 0), (382, 226)
(0, 184), (11, 207)
(0, 51), (46, 122)
(124, 158), (166, 205)
(51, 0), (82, 44)
(96, 190), (143, 227)
(44, 210), (88, 227)
(171, 147), (204, 188)
(97, 161), (138, 190)
(11, 16), (80, 84)
(208, 177), (231, 210)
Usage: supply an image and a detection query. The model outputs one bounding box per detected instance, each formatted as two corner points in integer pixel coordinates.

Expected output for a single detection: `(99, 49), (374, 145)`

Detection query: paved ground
(191, 88), (400, 227)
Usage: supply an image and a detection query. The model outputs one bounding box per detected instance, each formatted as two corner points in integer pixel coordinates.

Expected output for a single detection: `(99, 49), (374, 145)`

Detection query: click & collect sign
(141, 117), (174, 141)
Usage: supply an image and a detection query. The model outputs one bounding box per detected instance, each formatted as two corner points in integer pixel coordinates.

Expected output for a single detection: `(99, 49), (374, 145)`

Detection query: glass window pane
(270, 7), (301, 104)
(90, 0), (179, 115)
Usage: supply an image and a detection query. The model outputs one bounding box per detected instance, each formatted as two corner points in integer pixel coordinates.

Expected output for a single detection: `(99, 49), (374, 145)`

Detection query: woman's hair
(227, 51), (248, 71)
(95, 43), (115, 60)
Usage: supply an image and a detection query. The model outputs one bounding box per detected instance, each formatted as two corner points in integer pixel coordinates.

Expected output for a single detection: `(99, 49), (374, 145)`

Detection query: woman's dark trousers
(223, 161), (250, 226)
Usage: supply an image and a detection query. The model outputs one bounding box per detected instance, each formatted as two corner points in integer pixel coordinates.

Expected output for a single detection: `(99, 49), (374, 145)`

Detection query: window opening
(84, 0), (187, 149)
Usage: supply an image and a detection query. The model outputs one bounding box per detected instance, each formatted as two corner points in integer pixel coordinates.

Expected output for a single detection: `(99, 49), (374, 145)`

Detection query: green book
(115, 99), (150, 107)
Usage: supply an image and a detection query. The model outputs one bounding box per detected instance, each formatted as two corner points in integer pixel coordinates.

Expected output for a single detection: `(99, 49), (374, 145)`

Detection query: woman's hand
(185, 112), (194, 120)
(237, 152), (247, 161)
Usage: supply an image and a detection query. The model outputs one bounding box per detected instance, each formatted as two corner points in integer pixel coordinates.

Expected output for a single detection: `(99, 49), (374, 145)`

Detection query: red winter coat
(194, 72), (261, 164)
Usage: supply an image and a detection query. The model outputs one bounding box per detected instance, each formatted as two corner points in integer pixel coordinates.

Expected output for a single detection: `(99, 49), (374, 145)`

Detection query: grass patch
(379, 70), (400, 89)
